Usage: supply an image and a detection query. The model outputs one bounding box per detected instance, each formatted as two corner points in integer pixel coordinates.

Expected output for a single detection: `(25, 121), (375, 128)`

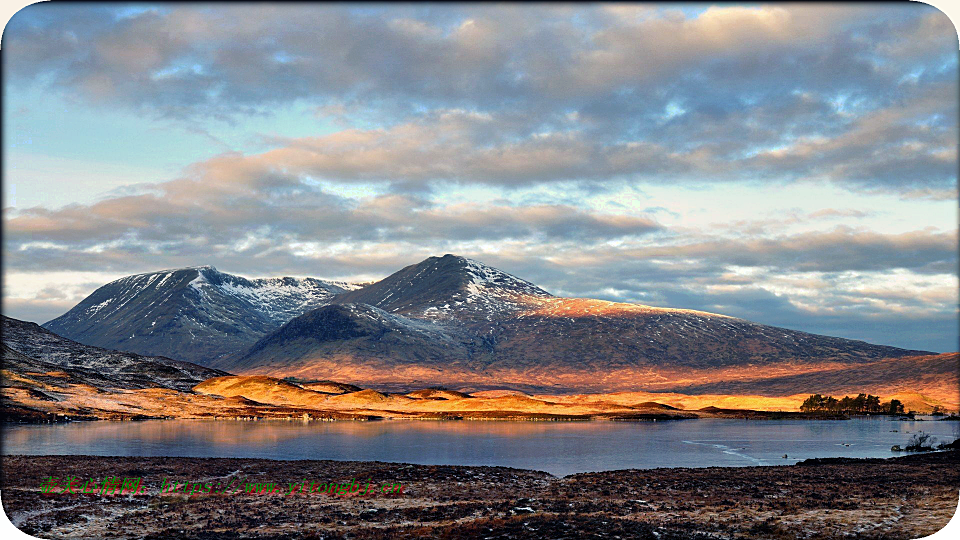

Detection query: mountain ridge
(43, 266), (358, 365)
(216, 255), (937, 392)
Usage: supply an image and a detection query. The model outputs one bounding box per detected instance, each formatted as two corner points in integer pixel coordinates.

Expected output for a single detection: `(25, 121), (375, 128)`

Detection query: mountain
(44, 266), (358, 366)
(221, 254), (550, 373)
(221, 302), (473, 374)
(329, 254), (552, 320)
(221, 255), (939, 393)
(2, 316), (225, 391)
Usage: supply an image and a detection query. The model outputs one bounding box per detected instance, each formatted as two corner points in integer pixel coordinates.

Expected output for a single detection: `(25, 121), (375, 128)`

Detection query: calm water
(4, 418), (957, 476)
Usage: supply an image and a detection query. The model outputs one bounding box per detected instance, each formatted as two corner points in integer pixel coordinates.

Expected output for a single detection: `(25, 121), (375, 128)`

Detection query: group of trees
(800, 393), (904, 415)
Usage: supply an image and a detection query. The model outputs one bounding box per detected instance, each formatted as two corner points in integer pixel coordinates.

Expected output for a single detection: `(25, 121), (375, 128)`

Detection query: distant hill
(44, 266), (358, 365)
(3, 315), (225, 391)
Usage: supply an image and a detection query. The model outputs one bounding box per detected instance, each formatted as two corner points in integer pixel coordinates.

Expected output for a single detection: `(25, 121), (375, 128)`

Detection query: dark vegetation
(3, 451), (957, 540)
(905, 433), (938, 452)
(898, 432), (959, 452)
(800, 393), (905, 415)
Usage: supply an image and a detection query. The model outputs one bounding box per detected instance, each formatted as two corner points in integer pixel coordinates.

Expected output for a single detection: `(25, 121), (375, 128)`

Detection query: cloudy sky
(3, 3), (958, 351)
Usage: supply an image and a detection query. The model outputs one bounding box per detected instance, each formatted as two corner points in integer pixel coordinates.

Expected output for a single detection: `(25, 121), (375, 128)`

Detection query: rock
(510, 506), (535, 515)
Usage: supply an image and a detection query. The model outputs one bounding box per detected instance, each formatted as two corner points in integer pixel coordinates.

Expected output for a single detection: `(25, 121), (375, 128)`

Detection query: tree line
(800, 393), (904, 414)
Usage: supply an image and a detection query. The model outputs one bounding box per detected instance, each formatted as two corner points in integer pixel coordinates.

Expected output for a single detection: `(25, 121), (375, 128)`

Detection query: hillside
(0, 316), (382, 422)
(3, 316), (225, 391)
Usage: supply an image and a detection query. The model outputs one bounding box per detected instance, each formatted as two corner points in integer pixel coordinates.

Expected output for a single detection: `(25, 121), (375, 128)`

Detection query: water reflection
(4, 418), (957, 476)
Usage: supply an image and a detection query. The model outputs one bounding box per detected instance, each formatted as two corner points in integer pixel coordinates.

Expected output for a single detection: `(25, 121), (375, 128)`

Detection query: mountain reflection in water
(5, 418), (957, 476)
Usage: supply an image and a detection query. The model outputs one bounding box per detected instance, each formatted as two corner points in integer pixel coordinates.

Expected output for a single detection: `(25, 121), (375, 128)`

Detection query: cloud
(565, 227), (958, 274)
(3, 177), (663, 273)
(7, 4), (951, 112)
(5, 4), (956, 194)
(807, 209), (872, 220)
(233, 110), (714, 187)
(2, 298), (78, 326)
(744, 82), (958, 193)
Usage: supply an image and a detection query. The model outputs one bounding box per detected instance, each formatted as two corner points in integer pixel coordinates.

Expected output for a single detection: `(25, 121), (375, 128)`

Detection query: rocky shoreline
(2, 451), (957, 539)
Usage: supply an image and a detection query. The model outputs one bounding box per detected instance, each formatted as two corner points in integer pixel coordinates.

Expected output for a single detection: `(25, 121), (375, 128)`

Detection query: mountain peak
(330, 255), (551, 319)
(438, 254), (550, 295)
(192, 264), (218, 273)
(115, 265), (217, 280)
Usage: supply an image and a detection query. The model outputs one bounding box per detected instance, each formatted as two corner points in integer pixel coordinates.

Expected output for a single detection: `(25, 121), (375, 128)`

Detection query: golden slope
(193, 375), (330, 407)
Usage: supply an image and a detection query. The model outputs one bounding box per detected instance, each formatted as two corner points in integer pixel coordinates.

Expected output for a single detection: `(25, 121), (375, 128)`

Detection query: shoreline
(6, 410), (940, 425)
(3, 451), (957, 539)
(1, 448), (958, 476)
(3, 407), (869, 424)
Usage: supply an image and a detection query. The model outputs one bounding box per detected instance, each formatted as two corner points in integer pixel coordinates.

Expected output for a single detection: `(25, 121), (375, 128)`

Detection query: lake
(4, 417), (957, 476)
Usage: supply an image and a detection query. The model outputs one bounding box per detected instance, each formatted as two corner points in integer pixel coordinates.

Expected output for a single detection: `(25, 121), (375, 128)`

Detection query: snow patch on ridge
(416, 256), (552, 321)
(461, 257), (551, 298)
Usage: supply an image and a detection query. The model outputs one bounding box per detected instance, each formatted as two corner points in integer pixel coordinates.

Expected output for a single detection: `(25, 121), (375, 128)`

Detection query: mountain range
(38, 255), (942, 395)
(4, 313), (955, 421)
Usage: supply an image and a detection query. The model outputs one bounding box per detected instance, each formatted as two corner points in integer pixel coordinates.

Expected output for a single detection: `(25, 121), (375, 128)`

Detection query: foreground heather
(2, 451), (957, 539)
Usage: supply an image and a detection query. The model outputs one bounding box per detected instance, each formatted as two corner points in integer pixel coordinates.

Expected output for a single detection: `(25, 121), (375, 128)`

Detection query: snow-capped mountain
(44, 266), (358, 366)
(330, 254), (552, 321)
(220, 255), (936, 392)
(3, 316), (225, 391)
